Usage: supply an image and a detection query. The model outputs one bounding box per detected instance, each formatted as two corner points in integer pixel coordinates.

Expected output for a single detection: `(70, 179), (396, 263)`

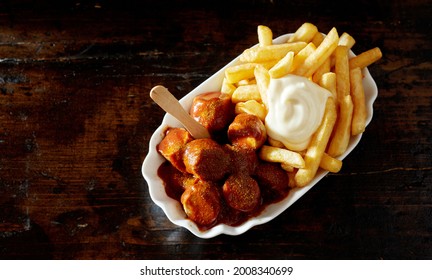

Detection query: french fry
(254, 64), (270, 108)
(225, 63), (259, 84)
(311, 32), (324, 47)
(290, 42), (316, 73)
(295, 98), (337, 188)
(236, 79), (255, 86)
(267, 137), (285, 148)
(312, 57), (331, 83)
(235, 100), (267, 121)
(350, 67), (367, 135)
(349, 47), (382, 69)
(221, 78), (236, 95)
(327, 95), (354, 157)
(334, 45), (350, 105)
(318, 72), (337, 100)
(269, 51), (294, 78)
(320, 153), (342, 173)
(240, 42), (307, 63)
(338, 32), (356, 49)
(288, 22), (318, 43)
(259, 145), (305, 169)
(293, 27), (339, 77)
(258, 25), (273, 47)
(281, 162), (295, 172)
(231, 84), (261, 103)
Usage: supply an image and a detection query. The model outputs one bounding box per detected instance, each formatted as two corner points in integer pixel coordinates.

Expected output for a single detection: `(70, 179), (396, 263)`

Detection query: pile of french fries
(221, 23), (382, 188)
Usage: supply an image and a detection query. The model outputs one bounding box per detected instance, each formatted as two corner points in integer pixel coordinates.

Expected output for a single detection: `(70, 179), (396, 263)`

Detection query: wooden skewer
(150, 85), (210, 139)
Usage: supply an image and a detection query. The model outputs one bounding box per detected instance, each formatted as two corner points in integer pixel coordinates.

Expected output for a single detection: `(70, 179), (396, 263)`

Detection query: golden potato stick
(258, 145), (305, 169)
(312, 57), (331, 83)
(281, 162), (295, 172)
(293, 27), (339, 77)
(320, 153), (342, 173)
(254, 64), (270, 108)
(235, 100), (267, 121)
(231, 84), (261, 103)
(288, 22), (318, 43)
(311, 32), (324, 47)
(258, 25), (273, 47)
(338, 32), (356, 49)
(350, 67), (367, 135)
(267, 137), (285, 148)
(269, 51), (294, 79)
(327, 95), (354, 157)
(349, 47), (382, 69)
(225, 63), (259, 84)
(294, 98), (337, 188)
(335, 45), (350, 105)
(290, 42), (316, 73)
(240, 42), (307, 63)
(236, 79), (256, 86)
(221, 77), (236, 95)
(318, 72), (337, 100)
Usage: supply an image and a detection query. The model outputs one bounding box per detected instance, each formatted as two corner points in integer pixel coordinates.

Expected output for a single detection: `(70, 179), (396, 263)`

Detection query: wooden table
(0, 0), (431, 259)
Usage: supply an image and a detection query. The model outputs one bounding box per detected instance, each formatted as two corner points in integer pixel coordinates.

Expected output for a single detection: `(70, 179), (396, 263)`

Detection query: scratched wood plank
(0, 0), (431, 259)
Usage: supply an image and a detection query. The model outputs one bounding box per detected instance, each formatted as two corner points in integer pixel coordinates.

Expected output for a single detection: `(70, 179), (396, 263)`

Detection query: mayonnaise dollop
(265, 75), (331, 151)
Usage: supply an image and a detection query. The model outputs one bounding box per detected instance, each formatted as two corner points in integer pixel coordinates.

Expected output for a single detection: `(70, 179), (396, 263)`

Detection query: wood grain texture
(0, 0), (431, 259)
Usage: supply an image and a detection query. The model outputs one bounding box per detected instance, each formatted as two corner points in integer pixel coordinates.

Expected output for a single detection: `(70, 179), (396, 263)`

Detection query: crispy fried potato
(254, 64), (270, 108)
(291, 42), (316, 74)
(335, 45), (350, 105)
(236, 79), (256, 86)
(320, 153), (342, 173)
(231, 84), (261, 103)
(288, 22), (318, 43)
(311, 32), (325, 47)
(338, 32), (356, 49)
(327, 95), (354, 157)
(259, 145), (305, 169)
(350, 67), (367, 135)
(240, 42), (307, 63)
(235, 100), (266, 121)
(295, 98), (337, 188)
(281, 162), (295, 172)
(312, 57), (331, 83)
(258, 25), (273, 47)
(318, 72), (337, 100)
(221, 78), (236, 95)
(267, 137), (285, 148)
(225, 63), (259, 84)
(293, 27), (339, 77)
(269, 51), (294, 78)
(349, 47), (382, 69)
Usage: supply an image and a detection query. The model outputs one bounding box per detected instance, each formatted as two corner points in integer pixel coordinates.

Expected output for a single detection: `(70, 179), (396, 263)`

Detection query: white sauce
(265, 75), (331, 151)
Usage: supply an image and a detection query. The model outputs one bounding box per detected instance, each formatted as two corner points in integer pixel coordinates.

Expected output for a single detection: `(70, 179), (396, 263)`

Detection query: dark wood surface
(0, 0), (431, 259)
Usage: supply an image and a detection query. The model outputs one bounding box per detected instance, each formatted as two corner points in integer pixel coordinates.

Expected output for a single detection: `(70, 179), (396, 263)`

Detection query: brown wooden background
(0, 0), (431, 259)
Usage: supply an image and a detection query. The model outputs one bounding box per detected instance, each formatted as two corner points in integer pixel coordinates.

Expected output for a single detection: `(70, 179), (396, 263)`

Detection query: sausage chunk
(181, 179), (221, 226)
(157, 127), (194, 172)
(190, 92), (235, 135)
(254, 162), (290, 202)
(183, 138), (230, 181)
(222, 174), (261, 212)
(227, 113), (267, 150)
(223, 144), (258, 175)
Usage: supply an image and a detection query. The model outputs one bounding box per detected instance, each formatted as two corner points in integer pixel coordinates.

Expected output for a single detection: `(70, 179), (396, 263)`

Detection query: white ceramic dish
(142, 33), (378, 238)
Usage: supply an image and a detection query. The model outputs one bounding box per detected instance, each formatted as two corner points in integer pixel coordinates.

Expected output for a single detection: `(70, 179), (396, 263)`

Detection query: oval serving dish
(142, 33), (378, 238)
